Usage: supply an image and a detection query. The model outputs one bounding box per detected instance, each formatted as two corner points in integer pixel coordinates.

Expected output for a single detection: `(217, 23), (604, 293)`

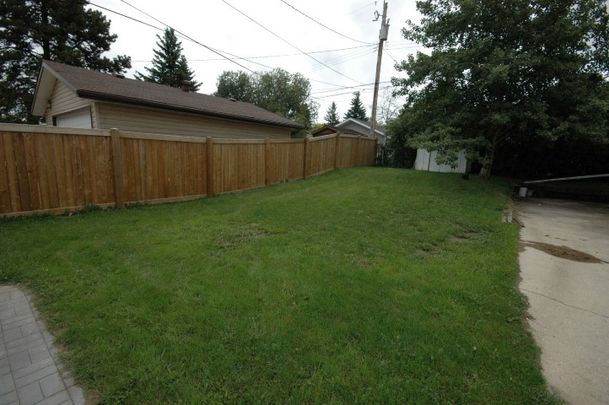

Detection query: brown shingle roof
(42, 60), (303, 129)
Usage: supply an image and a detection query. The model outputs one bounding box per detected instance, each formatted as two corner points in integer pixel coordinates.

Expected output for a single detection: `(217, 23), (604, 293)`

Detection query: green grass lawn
(0, 168), (557, 404)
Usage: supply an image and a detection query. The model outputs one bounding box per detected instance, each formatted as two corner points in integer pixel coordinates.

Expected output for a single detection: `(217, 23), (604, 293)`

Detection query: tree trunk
(41, 0), (50, 59)
(479, 135), (498, 177)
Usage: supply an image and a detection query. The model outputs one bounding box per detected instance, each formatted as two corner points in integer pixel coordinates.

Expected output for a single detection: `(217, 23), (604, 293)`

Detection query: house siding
(44, 79), (92, 124)
(95, 102), (291, 139)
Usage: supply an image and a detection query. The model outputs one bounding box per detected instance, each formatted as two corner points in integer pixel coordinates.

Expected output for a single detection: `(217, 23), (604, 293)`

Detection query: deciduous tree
(215, 71), (253, 101)
(215, 68), (318, 130)
(393, 0), (609, 176)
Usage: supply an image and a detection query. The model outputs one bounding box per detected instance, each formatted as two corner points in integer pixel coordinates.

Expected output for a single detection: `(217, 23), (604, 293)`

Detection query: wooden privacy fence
(0, 124), (377, 216)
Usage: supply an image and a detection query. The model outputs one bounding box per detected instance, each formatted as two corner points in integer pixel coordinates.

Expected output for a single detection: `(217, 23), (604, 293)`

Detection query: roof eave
(337, 118), (384, 136)
(76, 90), (304, 129)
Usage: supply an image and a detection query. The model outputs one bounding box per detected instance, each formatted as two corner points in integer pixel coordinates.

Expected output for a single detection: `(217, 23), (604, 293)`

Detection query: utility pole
(370, 0), (389, 138)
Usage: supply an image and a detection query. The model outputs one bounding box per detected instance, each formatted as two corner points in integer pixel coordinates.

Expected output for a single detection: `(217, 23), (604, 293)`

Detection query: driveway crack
(521, 287), (609, 321)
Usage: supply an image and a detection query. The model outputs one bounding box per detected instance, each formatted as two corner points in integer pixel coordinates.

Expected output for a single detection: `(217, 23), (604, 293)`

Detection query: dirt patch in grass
(416, 243), (440, 257)
(522, 240), (605, 263)
(450, 229), (482, 243)
(216, 223), (273, 249)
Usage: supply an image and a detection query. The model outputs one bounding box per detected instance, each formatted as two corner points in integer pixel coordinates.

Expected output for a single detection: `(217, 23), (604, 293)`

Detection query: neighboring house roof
(32, 60), (303, 129)
(311, 124), (372, 137)
(311, 125), (338, 136)
(335, 118), (385, 137)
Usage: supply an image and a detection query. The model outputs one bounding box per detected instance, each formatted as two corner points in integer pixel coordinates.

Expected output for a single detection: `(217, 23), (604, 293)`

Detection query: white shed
(414, 149), (467, 173)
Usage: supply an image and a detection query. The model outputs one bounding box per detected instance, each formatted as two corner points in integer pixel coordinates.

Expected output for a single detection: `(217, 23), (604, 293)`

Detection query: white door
(54, 107), (92, 129)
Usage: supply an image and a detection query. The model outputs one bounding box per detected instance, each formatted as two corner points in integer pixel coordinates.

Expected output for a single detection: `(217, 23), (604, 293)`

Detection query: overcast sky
(89, 0), (425, 123)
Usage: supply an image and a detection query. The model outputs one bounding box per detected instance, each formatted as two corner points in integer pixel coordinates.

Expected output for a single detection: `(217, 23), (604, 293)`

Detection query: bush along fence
(0, 124), (377, 217)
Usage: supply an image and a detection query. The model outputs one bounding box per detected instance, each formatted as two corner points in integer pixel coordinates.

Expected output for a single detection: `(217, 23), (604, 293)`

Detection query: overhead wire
(88, 2), (363, 90)
(88, 1), (259, 73)
(130, 44), (375, 63)
(384, 50), (400, 64)
(311, 81), (392, 95)
(348, 1), (376, 16)
(89, 1), (404, 95)
(220, 0), (364, 84)
(311, 84), (395, 100)
(278, 0), (373, 45)
(117, 0), (280, 73)
(308, 45), (377, 74)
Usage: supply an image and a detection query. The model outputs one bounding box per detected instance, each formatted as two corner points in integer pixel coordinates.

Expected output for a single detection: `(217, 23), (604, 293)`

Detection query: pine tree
(0, 0), (131, 123)
(136, 28), (201, 91)
(324, 102), (340, 126)
(176, 56), (200, 92)
(344, 92), (368, 120)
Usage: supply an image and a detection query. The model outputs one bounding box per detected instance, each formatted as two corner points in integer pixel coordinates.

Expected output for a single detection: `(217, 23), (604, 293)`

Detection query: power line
(308, 45), (377, 74)
(89, 1), (374, 92)
(221, 0), (364, 84)
(89, 1), (262, 73)
(88, 2), (163, 31)
(130, 44), (375, 63)
(279, 0), (373, 45)
(384, 50), (399, 64)
(111, 0), (258, 73)
(348, 1), (376, 16)
(311, 84), (395, 100)
(311, 81), (392, 95)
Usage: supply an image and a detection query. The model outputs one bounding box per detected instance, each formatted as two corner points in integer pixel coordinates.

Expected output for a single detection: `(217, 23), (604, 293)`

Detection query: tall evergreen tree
(344, 92), (368, 120)
(0, 0), (131, 123)
(136, 28), (200, 92)
(324, 102), (340, 126)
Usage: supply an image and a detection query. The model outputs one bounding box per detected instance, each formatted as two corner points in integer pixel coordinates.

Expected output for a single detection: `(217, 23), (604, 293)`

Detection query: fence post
(334, 133), (341, 170)
(206, 137), (214, 197)
(302, 136), (309, 179)
(110, 128), (124, 208)
(265, 137), (271, 186)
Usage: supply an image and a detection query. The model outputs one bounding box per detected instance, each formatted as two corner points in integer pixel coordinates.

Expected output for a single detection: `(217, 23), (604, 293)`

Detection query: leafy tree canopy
(215, 68), (318, 130)
(344, 91), (368, 121)
(0, 0), (131, 123)
(215, 71), (253, 101)
(324, 102), (340, 126)
(393, 0), (609, 175)
(136, 28), (200, 92)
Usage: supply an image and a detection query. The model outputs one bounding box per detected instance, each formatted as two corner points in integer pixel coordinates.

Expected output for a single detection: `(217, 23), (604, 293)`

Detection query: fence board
(267, 141), (305, 184)
(0, 125), (376, 216)
(2, 134), (20, 212)
(213, 143), (265, 193)
(308, 137), (336, 176)
(0, 135), (10, 212)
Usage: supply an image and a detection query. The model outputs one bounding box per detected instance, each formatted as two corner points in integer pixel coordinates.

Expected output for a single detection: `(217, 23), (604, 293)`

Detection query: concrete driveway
(518, 199), (609, 405)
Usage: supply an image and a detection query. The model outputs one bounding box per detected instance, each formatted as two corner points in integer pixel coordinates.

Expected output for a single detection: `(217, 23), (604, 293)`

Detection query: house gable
(44, 79), (93, 125)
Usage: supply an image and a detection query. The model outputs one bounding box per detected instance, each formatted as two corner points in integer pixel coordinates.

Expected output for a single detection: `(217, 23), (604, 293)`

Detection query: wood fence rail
(0, 124), (377, 217)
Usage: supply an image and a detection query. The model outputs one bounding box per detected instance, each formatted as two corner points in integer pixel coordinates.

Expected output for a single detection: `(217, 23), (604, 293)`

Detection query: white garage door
(54, 107), (92, 129)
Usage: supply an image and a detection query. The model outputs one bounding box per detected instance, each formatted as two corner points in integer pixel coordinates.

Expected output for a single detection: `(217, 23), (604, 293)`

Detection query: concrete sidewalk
(518, 199), (609, 405)
(0, 286), (85, 405)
